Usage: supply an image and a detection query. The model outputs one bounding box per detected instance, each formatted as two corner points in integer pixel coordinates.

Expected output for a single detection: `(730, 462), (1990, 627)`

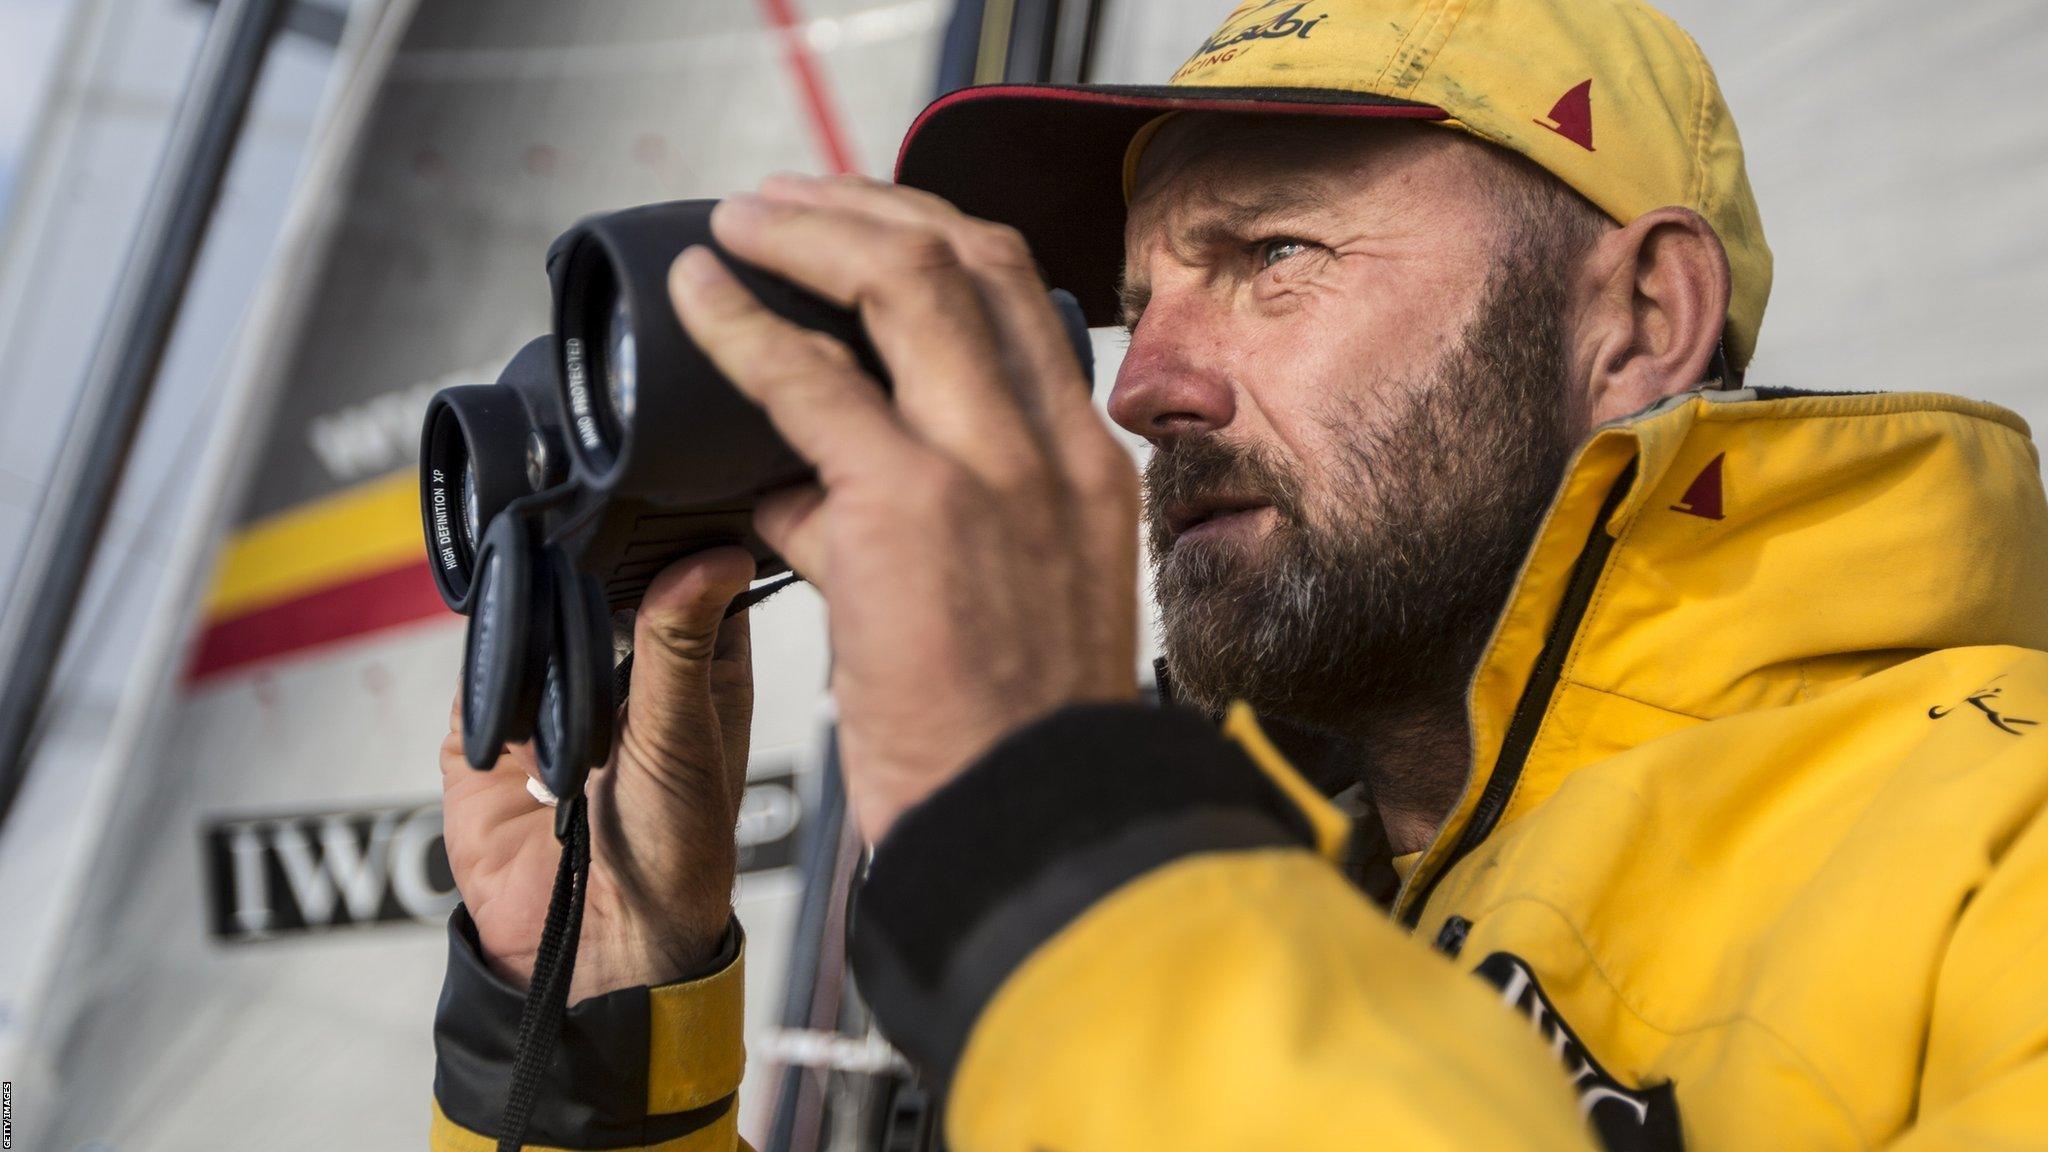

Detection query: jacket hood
(1415, 390), (2048, 898)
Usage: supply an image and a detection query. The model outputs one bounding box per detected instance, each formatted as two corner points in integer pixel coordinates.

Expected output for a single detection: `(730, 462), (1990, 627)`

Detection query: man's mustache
(1142, 436), (1306, 550)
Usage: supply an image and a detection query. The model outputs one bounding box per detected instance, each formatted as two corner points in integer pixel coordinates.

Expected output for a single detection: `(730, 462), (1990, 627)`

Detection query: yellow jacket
(432, 389), (2048, 1150)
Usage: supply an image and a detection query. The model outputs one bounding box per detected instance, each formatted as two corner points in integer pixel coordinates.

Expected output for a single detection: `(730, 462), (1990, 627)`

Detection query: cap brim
(894, 84), (1446, 328)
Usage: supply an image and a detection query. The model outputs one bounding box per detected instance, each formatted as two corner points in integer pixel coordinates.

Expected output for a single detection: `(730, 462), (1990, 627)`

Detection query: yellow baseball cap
(896, 0), (1771, 370)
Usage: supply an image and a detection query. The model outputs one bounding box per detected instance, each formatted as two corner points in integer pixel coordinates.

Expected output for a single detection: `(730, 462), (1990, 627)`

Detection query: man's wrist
(477, 909), (736, 997)
(436, 906), (747, 1147)
(576, 912), (737, 998)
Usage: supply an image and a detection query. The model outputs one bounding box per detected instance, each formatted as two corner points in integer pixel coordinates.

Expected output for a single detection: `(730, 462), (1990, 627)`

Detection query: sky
(0, 0), (74, 216)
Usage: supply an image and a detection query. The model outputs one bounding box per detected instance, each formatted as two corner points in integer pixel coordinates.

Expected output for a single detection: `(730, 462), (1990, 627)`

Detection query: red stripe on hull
(185, 558), (452, 683)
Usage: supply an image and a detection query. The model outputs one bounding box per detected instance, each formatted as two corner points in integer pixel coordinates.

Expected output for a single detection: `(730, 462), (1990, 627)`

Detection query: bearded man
(430, 1), (2048, 1149)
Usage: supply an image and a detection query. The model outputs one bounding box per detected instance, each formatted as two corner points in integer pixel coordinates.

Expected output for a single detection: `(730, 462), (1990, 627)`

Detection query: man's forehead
(1117, 129), (1359, 324)
(1116, 114), (1496, 320)
(1124, 114), (1446, 242)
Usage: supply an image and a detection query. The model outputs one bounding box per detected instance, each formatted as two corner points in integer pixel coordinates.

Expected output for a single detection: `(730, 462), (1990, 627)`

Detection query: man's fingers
(707, 197), (1047, 476)
(752, 176), (1108, 482)
(621, 546), (754, 785)
(670, 245), (922, 487)
(754, 483), (829, 588)
(758, 172), (971, 236)
(634, 546), (755, 679)
(707, 609), (753, 810)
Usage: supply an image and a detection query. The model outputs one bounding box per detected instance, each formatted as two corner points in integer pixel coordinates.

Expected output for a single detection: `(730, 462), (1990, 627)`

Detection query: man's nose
(1107, 317), (1236, 444)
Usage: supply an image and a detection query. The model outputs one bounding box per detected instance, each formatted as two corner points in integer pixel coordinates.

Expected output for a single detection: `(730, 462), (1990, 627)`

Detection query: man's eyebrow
(1117, 180), (1338, 329)
(1182, 180), (1339, 244)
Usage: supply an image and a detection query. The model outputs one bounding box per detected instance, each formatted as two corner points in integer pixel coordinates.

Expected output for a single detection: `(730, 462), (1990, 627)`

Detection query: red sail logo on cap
(1536, 79), (1596, 152)
(1670, 453), (1726, 520)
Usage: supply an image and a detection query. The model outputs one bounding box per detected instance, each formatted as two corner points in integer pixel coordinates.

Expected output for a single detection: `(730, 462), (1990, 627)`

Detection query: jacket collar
(1395, 389), (2048, 921)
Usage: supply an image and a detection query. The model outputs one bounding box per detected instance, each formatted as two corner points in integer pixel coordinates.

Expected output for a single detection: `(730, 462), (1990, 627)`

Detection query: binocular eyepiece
(422, 336), (569, 610)
(420, 198), (1093, 813)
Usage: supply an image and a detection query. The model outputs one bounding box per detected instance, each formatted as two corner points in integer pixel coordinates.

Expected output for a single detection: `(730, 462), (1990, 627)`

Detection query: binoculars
(419, 199), (1093, 813)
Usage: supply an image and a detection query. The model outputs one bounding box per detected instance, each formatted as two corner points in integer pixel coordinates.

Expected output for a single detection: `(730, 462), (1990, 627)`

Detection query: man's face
(1113, 115), (1589, 739)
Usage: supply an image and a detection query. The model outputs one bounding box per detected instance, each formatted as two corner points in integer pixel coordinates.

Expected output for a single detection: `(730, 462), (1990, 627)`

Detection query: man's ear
(1572, 206), (1732, 427)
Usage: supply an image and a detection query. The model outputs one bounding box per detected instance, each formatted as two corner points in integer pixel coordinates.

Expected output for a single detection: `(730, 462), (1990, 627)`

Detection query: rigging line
(756, 0), (863, 176)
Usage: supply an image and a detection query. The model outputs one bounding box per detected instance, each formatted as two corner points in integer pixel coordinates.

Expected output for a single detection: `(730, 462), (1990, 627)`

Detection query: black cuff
(850, 702), (1318, 1093)
(432, 906), (738, 1149)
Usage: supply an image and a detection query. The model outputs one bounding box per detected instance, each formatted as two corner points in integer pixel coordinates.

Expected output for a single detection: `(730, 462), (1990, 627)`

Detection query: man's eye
(1258, 238), (1312, 270)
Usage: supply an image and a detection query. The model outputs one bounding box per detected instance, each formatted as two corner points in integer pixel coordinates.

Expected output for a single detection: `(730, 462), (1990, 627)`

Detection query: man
(431, 1), (2048, 1148)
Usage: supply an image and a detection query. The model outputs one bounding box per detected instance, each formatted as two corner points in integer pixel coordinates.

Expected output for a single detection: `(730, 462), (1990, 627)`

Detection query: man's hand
(669, 174), (1141, 844)
(441, 547), (756, 1000)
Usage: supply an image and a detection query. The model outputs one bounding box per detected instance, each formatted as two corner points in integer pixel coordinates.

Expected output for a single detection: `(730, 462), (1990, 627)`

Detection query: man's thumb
(632, 546), (758, 689)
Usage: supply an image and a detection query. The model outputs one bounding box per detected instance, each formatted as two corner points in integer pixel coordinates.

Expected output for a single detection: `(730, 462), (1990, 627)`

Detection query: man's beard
(1146, 245), (1580, 757)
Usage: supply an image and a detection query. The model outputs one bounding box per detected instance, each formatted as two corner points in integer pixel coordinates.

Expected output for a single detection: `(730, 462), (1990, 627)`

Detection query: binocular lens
(606, 296), (637, 433)
(460, 460), (482, 556)
(419, 337), (570, 615)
